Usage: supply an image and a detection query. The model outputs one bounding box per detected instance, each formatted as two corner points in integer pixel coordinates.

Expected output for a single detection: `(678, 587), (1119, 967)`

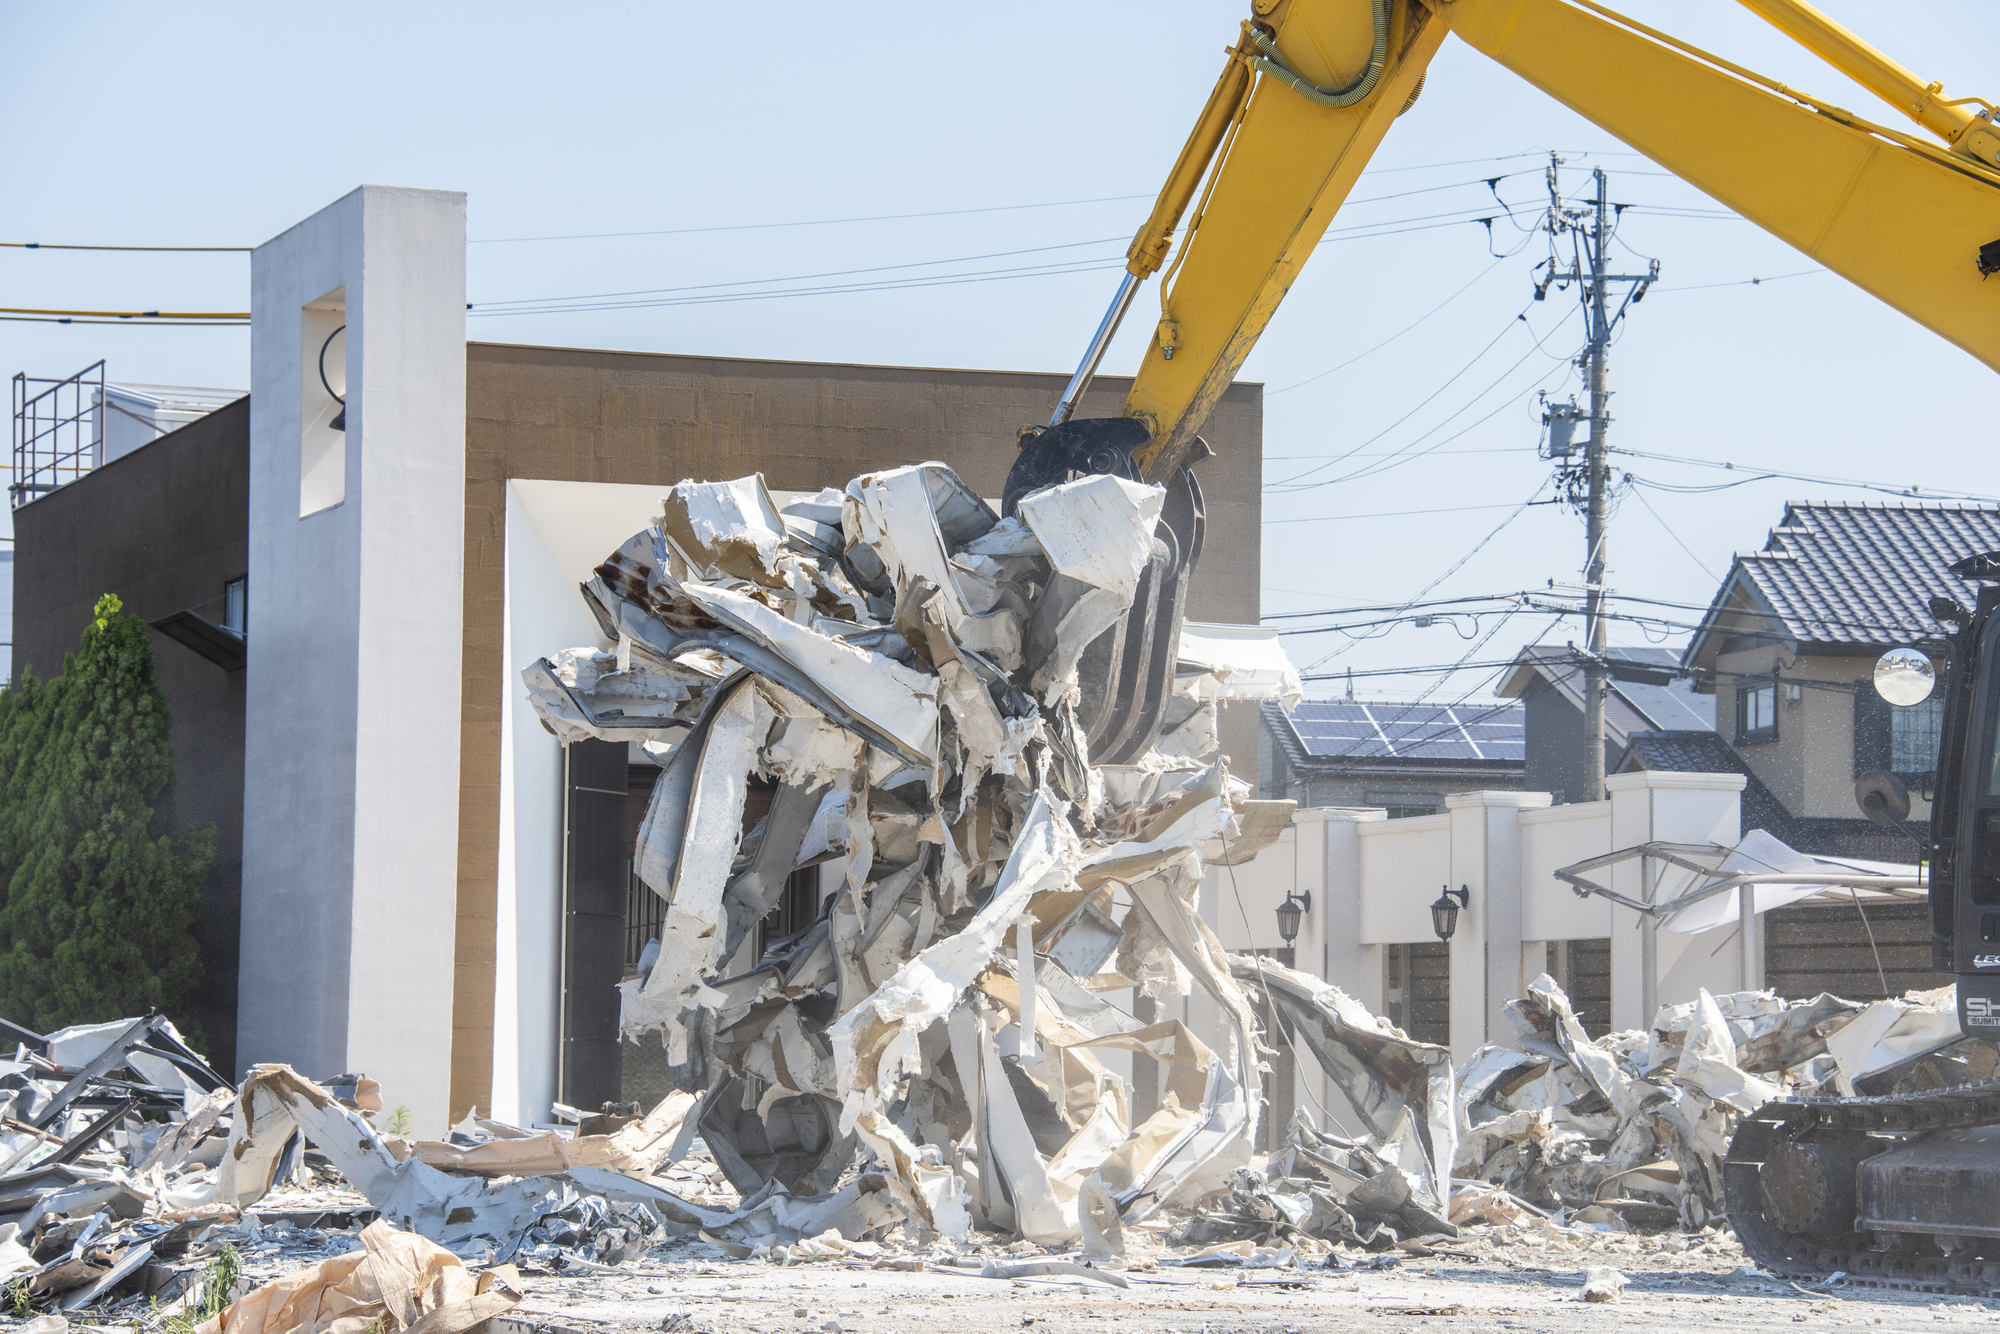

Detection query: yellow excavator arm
(1084, 0), (2000, 482)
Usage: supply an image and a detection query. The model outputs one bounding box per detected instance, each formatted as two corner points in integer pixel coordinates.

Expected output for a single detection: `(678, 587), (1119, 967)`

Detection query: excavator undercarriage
(1728, 1079), (2000, 1294)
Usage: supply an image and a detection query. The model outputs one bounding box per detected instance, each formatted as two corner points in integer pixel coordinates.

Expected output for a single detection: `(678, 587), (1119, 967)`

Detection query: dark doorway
(560, 739), (629, 1111)
(1546, 938), (1612, 1037)
(1384, 941), (1451, 1048)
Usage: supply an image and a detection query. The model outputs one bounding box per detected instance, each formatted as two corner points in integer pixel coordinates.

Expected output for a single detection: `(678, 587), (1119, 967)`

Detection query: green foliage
(388, 1105), (413, 1136)
(0, 593), (215, 1041)
(153, 1244), (240, 1334)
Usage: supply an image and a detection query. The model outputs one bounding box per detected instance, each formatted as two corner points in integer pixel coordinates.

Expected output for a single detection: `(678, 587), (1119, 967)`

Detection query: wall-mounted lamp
(1430, 884), (1472, 942)
(320, 325), (347, 431)
(1275, 890), (1312, 945)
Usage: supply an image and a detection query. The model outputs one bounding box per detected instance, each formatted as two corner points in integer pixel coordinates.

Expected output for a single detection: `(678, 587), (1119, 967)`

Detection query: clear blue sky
(4, 2), (1994, 704)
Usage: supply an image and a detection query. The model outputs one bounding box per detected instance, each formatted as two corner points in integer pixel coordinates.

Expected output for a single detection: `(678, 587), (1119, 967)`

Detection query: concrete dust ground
(484, 1229), (2000, 1334)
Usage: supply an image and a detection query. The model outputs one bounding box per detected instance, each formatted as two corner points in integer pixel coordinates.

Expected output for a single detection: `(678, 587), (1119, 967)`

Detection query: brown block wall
(11, 398), (251, 1071)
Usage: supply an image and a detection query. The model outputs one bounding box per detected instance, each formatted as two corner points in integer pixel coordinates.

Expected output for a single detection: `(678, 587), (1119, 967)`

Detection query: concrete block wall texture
(242, 187), (467, 1134)
(454, 345), (1265, 1122)
(10, 399), (250, 1072)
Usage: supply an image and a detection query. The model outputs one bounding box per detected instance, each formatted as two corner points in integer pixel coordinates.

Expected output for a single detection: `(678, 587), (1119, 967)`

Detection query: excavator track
(1725, 1075), (2000, 1296)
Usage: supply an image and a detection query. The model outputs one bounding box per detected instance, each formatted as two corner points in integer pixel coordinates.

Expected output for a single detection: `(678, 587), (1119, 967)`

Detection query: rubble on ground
(1451, 974), (1972, 1230)
(0, 977), (1962, 1323)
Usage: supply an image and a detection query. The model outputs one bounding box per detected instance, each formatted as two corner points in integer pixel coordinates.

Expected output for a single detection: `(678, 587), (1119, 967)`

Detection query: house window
(1891, 695), (1943, 776)
(222, 576), (247, 638)
(1737, 682), (1778, 744)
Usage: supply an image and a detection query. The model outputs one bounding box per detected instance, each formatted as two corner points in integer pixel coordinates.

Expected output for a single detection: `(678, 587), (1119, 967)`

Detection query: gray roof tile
(1717, 501), (2000, 649)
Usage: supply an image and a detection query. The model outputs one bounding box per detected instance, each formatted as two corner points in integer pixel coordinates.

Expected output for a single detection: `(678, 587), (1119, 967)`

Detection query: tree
(0, 594), (214, 1041)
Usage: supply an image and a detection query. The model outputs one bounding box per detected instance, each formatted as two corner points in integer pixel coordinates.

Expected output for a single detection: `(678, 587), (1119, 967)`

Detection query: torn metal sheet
(658, 474), (791, 587)
(1553, 832), (1924, 930)
(1235, 959), (1456, 1208)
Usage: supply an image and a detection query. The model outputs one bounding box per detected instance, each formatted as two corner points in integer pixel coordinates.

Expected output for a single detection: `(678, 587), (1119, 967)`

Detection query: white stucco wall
(1605, 772), (1746, 1031)
(494, 479), (687, 1125)
(239, 187), (466, 1133)
(1199, 772), (1772, 1082)
(1518, 800), (1614, 941)
(1356, 814), (1451, 944)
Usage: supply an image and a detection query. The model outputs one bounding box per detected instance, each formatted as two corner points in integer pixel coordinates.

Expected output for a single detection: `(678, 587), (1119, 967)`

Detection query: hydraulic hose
(1247, 0), (1391, 110)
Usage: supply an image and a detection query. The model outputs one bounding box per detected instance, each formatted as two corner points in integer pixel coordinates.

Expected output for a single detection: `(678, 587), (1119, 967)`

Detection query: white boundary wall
(1202, 770), (1750, 1127)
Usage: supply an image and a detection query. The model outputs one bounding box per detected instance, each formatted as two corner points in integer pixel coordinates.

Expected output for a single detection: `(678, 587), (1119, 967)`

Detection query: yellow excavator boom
(1104, 0), (2000, 482)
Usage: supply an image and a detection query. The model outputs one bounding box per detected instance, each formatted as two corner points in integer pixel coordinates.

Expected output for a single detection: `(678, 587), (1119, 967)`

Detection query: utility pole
(1537, 156), (1656, 801)
(1582, 169), (1614, 807)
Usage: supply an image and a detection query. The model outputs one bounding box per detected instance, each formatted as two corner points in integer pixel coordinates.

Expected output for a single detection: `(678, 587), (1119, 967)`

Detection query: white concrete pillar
(1605, 771), (1745, 1033)
(1445, 791), (1551, 1066)
(1300, 807), (1382, 1135)
(239, 187), (468, 1134)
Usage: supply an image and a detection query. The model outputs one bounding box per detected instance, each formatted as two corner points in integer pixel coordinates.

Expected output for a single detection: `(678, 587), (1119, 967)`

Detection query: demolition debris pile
(1450, 977), (1972, 1230)
(521, 461), (1369, 1248)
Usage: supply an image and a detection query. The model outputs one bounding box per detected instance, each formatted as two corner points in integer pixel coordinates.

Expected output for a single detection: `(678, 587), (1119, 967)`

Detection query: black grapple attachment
(1002, 416), (1207, 766)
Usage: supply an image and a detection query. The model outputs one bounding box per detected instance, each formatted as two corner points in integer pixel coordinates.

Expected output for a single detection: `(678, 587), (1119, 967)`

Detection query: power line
(467, 194), (1157, 244)
(1286, 337), (1581, 487)
(1266, 499), (1560, 526)
(1299, 658), (1524, 683)
(466, 256), (1123, 317)
(0, 306), (247, 320)
(1266, 256), (1509, 397)
(1301, 478), (1553, 674)
(471, 236), (1127, 310)
(1264, 303), (1545, 490)
(0, 315), (246, 327)
(1267, 316), (1580, 491)
(462, 153), (1624, 243)
(0, 241), (248, 252)
(1262, 593), (1526, 622)
(1625, 485), (1718, 581)
(1613, 447), (2000, 504)
(1652, 269), (1823, 293)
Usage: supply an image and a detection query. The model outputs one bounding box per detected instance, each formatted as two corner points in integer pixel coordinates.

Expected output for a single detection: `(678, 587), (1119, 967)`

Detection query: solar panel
(1284, 700), (1527, 760)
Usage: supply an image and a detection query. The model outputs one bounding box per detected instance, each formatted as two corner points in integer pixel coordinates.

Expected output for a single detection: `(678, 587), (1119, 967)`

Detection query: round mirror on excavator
(1872, 645), (1936, 707)
(1855, 769), (1912, 826)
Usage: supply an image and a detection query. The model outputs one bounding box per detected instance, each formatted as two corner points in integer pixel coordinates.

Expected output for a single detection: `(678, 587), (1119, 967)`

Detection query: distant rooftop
(11, 361), (242, 506)
(1686, 500), (2000, 664)
(1498, 644), (1715, 742)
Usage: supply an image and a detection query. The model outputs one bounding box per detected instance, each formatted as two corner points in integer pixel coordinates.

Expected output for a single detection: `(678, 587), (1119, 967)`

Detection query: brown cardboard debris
(195, 1219), (520, 1334)
(409, 1092), (697, 1178)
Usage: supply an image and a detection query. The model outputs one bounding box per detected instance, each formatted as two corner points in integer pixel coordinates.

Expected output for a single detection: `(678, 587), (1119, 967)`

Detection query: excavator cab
(1726, 552), (2000, 1286)
(1851, 551), (2000, 1037)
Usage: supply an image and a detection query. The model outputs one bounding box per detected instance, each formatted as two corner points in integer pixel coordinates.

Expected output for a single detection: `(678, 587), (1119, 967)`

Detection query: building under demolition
(9, 186), (1268, 1136)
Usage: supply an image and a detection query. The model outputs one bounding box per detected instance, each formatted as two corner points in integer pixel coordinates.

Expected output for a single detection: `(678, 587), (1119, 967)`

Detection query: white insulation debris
(523, 463), (1320, 1246)
(1450, 975), (1976, 1229)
